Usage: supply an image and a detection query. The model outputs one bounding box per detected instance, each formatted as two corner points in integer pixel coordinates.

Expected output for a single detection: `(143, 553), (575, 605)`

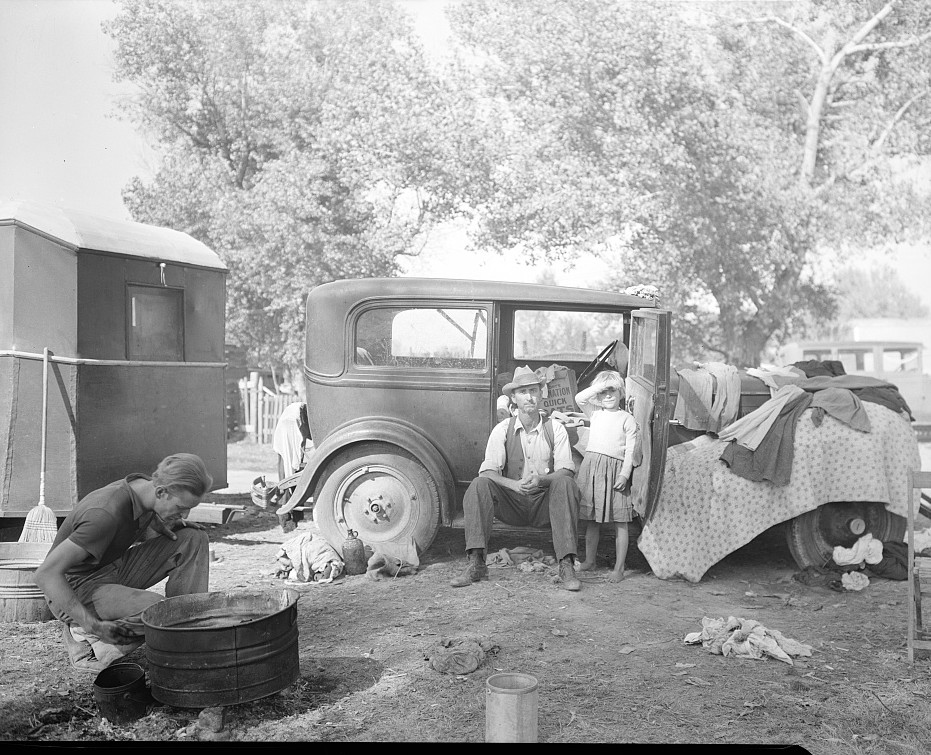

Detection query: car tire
(312, 442), (441, 557)
(786, 501), (906, 570)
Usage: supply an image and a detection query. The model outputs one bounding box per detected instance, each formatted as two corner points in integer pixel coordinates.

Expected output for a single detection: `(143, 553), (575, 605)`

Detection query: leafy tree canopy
(445, 0), (931, 366)
(105, 0), (477, 369)
(106, 0), (931, 370)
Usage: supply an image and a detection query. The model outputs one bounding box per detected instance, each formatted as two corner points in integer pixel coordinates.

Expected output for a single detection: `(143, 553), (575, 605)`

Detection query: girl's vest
(504, 414), (556, 480)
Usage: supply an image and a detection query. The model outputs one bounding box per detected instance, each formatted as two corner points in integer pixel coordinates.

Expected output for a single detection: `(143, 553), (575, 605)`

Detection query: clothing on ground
(276, 532), (343, 583)
(832, 532), (883, 567)
(684, 616), (813, 665)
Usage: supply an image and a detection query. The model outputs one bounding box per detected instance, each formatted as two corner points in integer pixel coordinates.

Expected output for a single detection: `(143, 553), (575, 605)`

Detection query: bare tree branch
(849, 29), (931, 53)
(827, 2), (895, 74)
(847, 88), (931, 178)
(738, 15), (827, 64)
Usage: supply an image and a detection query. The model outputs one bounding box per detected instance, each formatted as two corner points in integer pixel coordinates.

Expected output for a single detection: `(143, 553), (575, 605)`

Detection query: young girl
(574, 370), (640, 582)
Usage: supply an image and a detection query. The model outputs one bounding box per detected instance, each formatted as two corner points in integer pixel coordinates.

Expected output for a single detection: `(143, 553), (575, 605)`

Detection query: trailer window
(126, 284), (184, 361)
(355, 306), (487, 370)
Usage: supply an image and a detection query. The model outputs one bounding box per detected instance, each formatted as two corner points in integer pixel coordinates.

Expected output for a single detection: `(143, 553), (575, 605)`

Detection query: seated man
(35, 453), (213, 672)
(451, 366), (583, 591)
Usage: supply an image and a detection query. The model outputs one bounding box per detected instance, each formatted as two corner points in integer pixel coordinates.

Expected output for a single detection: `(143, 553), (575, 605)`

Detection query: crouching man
(451, 366), (583, 591)
(36, 453), (213, 672)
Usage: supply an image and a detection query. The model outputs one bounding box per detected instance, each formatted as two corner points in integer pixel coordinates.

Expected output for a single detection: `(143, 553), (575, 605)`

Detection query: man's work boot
(450, 549), (488, 588)
(559, 556), (582, 591)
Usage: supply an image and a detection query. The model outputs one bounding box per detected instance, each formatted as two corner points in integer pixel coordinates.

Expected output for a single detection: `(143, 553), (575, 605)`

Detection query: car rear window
(355, 306), (488, 370)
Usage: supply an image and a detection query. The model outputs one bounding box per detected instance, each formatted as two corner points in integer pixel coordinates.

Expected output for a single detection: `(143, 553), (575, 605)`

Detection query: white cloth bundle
(277, 532), (344, 583)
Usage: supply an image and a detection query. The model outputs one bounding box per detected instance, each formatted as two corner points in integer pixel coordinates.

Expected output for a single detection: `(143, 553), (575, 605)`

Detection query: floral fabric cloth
(638, 402), (921, 582)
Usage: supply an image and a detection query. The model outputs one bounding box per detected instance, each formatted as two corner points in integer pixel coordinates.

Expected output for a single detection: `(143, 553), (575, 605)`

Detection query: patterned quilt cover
(637, 402), (921, 582)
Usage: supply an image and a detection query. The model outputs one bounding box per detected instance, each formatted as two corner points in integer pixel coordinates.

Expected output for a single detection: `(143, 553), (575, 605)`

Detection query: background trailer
(0, 202), (228, 519)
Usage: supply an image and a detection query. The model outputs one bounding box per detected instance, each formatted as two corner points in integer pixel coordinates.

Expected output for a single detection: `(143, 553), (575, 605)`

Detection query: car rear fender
(276, 418), (455, 524)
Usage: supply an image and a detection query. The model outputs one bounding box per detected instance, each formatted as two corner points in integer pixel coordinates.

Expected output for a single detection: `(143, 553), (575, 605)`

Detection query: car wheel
(312, 442), (441, 556)
(786, 502), (906, 570)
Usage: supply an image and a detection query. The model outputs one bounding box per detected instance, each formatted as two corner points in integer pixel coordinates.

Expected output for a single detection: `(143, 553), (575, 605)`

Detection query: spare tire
(786, 502), (906, 570)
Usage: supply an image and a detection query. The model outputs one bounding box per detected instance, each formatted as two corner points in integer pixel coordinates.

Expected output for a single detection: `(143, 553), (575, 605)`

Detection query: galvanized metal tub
(142, 589), (300, 707)
(0, 542), (54, 623)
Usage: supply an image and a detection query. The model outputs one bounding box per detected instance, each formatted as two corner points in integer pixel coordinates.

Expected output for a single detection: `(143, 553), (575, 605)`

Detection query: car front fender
(275, 417), (456, 524)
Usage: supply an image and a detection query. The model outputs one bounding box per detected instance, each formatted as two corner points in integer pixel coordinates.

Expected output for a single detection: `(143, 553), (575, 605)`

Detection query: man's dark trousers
(462, 475), (580, 560)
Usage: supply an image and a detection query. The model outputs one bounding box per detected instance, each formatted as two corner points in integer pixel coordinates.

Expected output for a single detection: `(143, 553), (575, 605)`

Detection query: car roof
(308, 277), (656, 309)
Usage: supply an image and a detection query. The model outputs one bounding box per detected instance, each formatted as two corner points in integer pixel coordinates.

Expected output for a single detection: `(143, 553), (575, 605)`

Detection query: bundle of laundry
(366, 536), (420, 580)
(832, 532), (883, 567)
(275, 532), (344, 584)
(684, 616), (813, 665)
(425, 634), (499, 675)
(717, 382), (875, 487)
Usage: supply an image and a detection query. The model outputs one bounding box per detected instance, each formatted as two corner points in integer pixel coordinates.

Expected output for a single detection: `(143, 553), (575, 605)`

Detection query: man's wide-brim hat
(502, 365), (546, 396)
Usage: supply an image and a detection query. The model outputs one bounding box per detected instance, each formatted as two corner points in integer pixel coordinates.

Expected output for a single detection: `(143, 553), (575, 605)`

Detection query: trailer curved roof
(0, 200), (226, 271)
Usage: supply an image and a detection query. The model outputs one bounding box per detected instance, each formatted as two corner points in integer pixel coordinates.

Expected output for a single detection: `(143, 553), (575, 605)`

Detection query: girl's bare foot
(608, 568), (626, 582)
(578, 559), (596, 572)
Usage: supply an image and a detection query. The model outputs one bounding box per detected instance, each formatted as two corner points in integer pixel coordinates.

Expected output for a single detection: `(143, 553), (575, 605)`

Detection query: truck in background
(781, 340), (931, 440)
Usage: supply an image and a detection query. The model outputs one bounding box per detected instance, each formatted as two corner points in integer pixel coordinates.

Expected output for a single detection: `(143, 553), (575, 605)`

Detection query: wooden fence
(238, 372), (293, 444)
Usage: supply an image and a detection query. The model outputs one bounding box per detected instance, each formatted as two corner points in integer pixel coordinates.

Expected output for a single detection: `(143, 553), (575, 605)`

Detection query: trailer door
(626, 308), (671, 523)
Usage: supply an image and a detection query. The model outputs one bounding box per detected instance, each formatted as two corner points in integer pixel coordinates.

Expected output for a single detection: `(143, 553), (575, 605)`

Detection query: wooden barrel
(0, 542), (54, 622)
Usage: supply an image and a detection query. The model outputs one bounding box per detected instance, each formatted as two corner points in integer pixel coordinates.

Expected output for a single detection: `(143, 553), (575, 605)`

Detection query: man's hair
(590, 370), (625, 399)
(152, 453), (213, 498)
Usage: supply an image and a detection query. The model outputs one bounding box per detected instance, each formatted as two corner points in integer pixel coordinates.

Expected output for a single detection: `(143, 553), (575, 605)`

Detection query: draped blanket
(637, 402), (921, 582)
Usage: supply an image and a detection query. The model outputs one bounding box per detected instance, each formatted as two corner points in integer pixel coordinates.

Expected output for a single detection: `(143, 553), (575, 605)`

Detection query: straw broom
(19, 347), (58, 543)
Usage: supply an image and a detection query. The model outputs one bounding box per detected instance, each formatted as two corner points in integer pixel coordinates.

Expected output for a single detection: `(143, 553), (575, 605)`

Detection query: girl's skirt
(578, 451), (634, 523)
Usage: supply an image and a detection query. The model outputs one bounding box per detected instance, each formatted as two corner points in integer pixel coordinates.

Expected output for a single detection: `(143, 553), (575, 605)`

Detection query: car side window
(355, 306), (488, 370)
(513, 309), (627, 361)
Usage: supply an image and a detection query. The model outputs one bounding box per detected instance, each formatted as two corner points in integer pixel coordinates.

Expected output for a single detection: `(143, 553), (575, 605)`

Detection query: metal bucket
(142, 589), (300, 708)
(93, 662), (150, 724)
(0, 542), (54, 623)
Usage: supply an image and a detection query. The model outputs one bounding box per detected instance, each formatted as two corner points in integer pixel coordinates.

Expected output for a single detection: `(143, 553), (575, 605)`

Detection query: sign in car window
(355, 307), (487, 369)
(513, 310), (627, 361)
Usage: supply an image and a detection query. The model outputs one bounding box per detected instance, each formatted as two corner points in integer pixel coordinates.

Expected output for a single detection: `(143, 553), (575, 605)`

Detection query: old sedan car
(277, 278), (672, 555)
(275, 277), (912, 571)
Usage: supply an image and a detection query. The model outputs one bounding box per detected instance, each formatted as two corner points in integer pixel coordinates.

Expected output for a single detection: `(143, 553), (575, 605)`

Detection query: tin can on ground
(485, 672), (539, 743)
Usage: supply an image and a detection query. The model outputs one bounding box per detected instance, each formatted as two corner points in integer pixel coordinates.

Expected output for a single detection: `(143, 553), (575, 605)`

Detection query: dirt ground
(2, 484), (931, 746)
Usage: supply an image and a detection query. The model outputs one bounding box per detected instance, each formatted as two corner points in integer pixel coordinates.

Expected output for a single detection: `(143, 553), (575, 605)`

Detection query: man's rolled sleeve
(551, 421), (575, 473)
(477, 419), (509, 475)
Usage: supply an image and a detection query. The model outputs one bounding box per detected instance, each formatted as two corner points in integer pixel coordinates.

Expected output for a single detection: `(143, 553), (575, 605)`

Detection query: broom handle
(39, 347), (48, 505)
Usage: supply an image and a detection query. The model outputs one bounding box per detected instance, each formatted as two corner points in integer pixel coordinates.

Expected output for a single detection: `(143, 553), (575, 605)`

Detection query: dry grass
(227, 440), (279, 472)
(808, 677), (931, 755)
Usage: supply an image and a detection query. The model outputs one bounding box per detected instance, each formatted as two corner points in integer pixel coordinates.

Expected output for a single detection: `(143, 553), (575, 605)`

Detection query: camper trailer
(0, 202), (228, 524)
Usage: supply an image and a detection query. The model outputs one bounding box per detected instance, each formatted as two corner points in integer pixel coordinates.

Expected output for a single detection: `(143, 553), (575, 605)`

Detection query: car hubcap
(333, 464), (415, 543)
